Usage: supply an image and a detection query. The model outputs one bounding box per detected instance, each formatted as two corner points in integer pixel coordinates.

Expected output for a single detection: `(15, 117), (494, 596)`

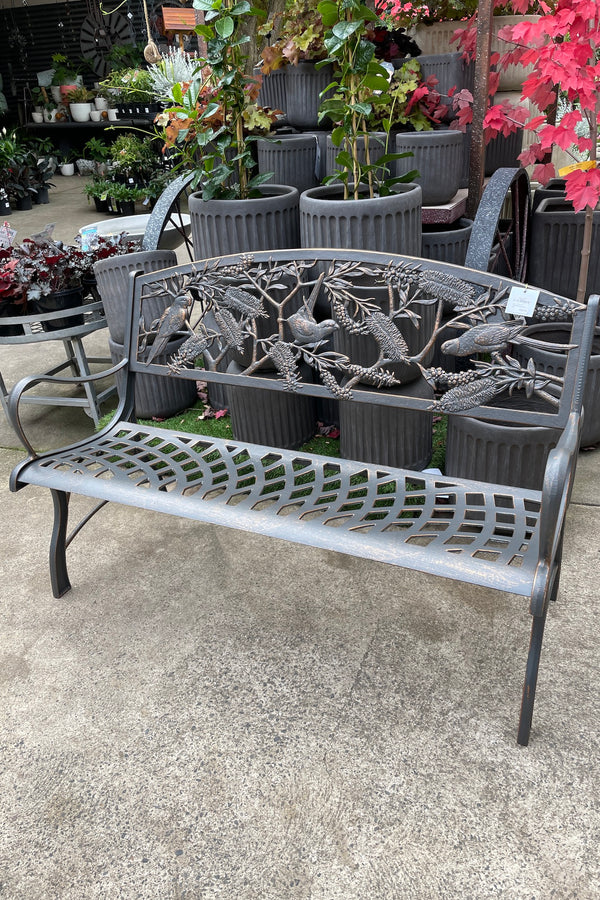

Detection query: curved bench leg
(50, 490), (72, 599)
(517, 607), (549, 746)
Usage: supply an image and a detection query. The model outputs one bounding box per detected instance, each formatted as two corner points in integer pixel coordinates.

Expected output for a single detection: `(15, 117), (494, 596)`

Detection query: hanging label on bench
(505, 286), (539, 317)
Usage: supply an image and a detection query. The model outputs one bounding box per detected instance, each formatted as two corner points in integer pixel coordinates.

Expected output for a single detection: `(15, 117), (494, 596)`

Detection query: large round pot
(255, 67), (287, 113)
(324, 132), (389, 178)
(300, 182), (422, 255)
(416, 52), (469, 97)
(339, 378), (434, 470)
(284, 61), (334, 128)
(69, 102), (92, 123)
(29, 287), (84, 332)
(514, 323), (600, 447)
(491, 15), (541, 91)
(189, 184), (300, 260)
(445, 397), (561, 491)
(257, 133), (320, 195)
(332, 281), (436, 385)
(528, 198), (600, 301)
(421, 217), (473, 266)
(93, 249), (178, 344)
(484, 128), (523, 176)
(395, 129), (463, 206)
(226, 360), (316, 450)
(109, 335), (198, 419)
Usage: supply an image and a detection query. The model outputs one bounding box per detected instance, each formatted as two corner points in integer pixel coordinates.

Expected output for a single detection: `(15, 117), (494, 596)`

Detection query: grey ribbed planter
(515, 323), (600, 447)
(226, 361), (316, 450)
(189, 184), (300, 260)
(284, 61), (334, 128)
(109, 335), (198, 419)
(339, 378), (434, 470)
(94, 249), (177, 344)
(421, 217), (473, 265)
(257, 133), (320, 195)
(332, 284), (436, 384)
(528, 198), (600, 300)
(395, 129), (463, 205)
(445, 399), (561, 491)
(300, 182), (422, 255)
(416, 52), (468, 97)
(484, 128), (523, 176)
(324, 132), (388, 177)
(255, 67), (287, 112)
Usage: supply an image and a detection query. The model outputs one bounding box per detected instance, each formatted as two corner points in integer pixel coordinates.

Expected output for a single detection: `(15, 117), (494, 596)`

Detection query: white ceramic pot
(31, 111), (44, 123)
(90, 109), (102, 122)
(43, 108), (58, 123)
(50, 86), (62, 104)
(107, 108), (119, 122)
(94, 96), (108, 111)
(70, 102), (92, 123)
(60, 163), (75, 176)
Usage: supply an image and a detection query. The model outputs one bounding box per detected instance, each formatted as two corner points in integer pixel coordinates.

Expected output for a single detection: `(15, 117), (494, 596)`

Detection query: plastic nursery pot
(28, 287), (85, 332)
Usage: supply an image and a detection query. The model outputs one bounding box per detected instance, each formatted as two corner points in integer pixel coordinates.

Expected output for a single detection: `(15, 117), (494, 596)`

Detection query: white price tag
(505, 286), (539, 317)
(0, 222), (16, 248)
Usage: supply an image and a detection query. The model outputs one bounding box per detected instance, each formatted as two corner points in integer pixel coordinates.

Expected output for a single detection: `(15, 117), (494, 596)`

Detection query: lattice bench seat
(19, 421), (543, 597)
(8, 250), (600, 745)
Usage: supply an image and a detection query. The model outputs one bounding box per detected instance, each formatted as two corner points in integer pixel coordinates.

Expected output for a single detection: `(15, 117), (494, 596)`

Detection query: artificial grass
(97, 401), (446, 470)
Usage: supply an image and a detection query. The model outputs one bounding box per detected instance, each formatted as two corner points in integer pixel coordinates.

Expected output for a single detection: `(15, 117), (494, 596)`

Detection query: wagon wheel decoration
(80, 7), (133, 78)
(465, 167), (531, 283)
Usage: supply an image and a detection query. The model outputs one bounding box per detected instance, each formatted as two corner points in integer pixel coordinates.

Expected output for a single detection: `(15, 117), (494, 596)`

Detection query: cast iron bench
(8, 249), (599, 745)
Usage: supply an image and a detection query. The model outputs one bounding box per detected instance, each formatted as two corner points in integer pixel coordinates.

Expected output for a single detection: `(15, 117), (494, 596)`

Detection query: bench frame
(8, 249), (599, 745)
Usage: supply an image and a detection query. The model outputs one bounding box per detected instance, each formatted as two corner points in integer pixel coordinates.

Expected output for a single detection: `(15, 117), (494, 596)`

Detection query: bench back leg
(50, 490), (72, 599)
(517, 608), (550, 745)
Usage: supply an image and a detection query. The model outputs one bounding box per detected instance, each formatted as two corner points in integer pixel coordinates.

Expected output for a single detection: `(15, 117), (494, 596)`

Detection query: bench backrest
(123, 249), (597, 432)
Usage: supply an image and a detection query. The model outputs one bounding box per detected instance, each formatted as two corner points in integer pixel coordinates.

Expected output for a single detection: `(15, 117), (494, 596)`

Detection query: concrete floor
(0, 175), (599, 899)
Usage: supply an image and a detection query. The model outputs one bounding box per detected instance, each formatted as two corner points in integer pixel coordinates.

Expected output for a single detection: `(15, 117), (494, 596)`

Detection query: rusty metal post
(466, 0), (494, 220)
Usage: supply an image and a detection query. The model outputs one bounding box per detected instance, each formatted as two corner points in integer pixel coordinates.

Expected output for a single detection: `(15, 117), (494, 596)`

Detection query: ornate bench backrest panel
(127, 250), (587, 429)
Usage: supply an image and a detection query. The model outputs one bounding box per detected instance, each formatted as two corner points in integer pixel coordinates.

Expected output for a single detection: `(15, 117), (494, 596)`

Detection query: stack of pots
(94, 249), (198, 419)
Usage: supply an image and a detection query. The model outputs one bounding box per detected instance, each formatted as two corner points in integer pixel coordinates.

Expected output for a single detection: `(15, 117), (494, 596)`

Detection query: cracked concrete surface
(0, 177), (599, 899)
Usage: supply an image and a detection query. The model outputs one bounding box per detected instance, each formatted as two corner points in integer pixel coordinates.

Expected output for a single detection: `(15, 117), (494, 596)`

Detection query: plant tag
(0, 222), (16, 248)
(558, 160), (596, 176)
(128, 177), (135, 183)
(505, 286), (539, 317)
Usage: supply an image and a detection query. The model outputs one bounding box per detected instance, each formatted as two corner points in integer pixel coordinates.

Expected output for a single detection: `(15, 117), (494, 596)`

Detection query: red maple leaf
(565, 167), (600, 212)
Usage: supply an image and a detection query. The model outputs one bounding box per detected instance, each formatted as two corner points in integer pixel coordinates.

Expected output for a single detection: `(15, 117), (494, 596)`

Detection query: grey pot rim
(421, 216), (473, 234)
(300, 181), (422, 209)
(189, 183), (300, 206)
(395, 128), (463, 145)
(519, 322), (600, 357)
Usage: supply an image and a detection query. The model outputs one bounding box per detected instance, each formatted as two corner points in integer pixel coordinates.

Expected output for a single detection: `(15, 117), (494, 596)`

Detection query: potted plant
(257, 0), (331, 127)
(50, 53), (81, 103)
(31, 156), (55, 204)
(0, 231), (139, 331)
(83, 137), (111, 175)
(107, 181), (147, 216)
(299, 0), (423, 255)
(58, 149), (76, 177)
(84, 176), (112, 213)
(65, 85), (95, 122)
(161, 0), (300, 259)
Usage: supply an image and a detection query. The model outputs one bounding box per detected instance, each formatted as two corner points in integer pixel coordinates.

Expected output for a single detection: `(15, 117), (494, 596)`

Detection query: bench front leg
(50, 490), (72, 599)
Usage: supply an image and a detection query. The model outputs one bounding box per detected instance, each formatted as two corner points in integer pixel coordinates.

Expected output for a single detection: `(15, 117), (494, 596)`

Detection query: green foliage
(317, 0), (413, 199)
(50, 53), (79, 85)
(156, 0), (273, 199)
(83, 137), (111, 163)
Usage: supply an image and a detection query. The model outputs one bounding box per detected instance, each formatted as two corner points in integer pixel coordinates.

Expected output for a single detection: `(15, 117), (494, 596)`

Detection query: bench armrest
(532, 294), (600, 615)
(7, 359), (130, 458)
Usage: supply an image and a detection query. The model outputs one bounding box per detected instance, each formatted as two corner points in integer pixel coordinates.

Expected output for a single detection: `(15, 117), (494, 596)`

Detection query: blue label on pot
(80, 225), (98, 251)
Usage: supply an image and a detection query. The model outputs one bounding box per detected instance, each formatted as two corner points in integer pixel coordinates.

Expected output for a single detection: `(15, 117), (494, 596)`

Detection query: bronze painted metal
(8, 249), (600, 747)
